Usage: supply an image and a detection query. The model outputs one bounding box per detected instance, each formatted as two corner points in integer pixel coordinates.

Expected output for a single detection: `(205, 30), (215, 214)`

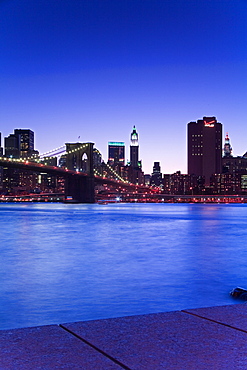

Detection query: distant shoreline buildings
(1, 117), (247, 196)
(164, 116), (247, 195)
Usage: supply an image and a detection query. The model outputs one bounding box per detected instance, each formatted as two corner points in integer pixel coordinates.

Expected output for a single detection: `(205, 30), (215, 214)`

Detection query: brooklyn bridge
(0, 142), (157, 203)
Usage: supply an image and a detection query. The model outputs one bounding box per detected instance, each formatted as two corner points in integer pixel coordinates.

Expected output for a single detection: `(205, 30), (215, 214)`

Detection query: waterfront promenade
(1, 303), (247, 369)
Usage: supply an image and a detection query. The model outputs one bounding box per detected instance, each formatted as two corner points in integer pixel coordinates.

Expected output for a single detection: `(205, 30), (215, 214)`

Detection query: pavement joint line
(59, 324), (131, 370)
(181, 309), (247, 334)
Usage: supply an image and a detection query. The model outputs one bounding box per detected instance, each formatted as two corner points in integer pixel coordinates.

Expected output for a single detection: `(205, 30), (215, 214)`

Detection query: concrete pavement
(0, 304), (246, 369)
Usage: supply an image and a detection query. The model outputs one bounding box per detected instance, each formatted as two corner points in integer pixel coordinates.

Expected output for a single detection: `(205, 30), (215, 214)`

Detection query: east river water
(1, 202), (247, 330)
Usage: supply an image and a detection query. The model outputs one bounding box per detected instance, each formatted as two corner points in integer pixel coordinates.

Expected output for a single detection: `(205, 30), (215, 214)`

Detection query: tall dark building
(4, 134), (20, 158)
(4, 129), (35, 158)
(188, 116), (222, 185)
(14, 129), (34, 157)
(0, 132), (3, 156)
(108, 142), (125, 166)
(150, 162), (162, 187)
(127, 126), (144, 185)
(130, 126), (139, 167)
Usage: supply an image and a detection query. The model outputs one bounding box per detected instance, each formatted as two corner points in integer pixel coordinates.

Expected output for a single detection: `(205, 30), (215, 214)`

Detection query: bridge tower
(65, 142), (95, 203)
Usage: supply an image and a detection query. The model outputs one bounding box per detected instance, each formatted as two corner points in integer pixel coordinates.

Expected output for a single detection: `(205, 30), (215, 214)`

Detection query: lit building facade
(223, 133), (232, 157)
(4, 129), (35, 158)
(3, 129), (39, 194)
(14, 129), (34, 157)
(216, 134), (247, 193)
(210, 173), (240, 194)
(108, 142), (125, 166)
(188, 116), (222, 185)
(163, 172), (203, 195)
(222, 156), (247, 174)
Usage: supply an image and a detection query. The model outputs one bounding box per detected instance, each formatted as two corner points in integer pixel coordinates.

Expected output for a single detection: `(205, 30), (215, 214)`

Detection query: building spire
(223, 132), (232, 157)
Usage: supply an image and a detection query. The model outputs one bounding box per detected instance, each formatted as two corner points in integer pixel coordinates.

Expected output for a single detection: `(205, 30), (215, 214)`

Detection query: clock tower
(130, 126), (139, 168)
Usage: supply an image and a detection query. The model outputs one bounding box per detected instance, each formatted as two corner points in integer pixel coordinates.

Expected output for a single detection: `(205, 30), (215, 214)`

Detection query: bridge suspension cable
(1, 142), (129, 185)
(40, 143), (91, 160)
(40, 145), (66, 158)
(104, 163), (129, 183)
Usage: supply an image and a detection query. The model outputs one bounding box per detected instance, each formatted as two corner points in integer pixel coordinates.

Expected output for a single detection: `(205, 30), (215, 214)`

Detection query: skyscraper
(0, 132), (3, 156)
(128, 126), (144, 185)
(108, 142), (125, 166)
(4, 134), (20, 158)
(150, 162), (162, 187)
(130, 126), (139, 168)
(4, 129), (35, 158)
(187, 116), (222, 185)
(14, 129), (34, 157)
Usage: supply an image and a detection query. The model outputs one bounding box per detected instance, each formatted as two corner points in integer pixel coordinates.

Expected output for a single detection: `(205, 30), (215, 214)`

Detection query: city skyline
(1, 0), (246, 174)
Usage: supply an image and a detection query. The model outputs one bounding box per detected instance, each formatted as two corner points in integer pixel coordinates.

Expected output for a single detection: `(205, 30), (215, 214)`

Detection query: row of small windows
(191, 132), (221, 137)
(192, 153), (203, 156)
(192, 145), (221, 149)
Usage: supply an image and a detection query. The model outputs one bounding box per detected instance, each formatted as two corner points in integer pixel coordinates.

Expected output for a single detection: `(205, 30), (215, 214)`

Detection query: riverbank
(1, 194), (247, 203)
(1, 303), (246, 369)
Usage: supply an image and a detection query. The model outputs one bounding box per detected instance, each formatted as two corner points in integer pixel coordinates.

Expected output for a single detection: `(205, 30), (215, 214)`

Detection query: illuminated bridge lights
(0, 145), (158, 198)
(39, 143), (90, 161)
(40, 145), (66, 157)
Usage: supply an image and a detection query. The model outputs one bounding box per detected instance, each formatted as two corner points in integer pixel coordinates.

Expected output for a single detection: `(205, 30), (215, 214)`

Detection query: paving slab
(62, 310), (247, 370)
(183, 303), (247, 332)
(0, 324), (123, 369)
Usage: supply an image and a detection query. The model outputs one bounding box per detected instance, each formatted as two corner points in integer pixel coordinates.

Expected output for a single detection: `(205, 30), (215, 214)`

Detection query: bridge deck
(0, 303), (246, 369)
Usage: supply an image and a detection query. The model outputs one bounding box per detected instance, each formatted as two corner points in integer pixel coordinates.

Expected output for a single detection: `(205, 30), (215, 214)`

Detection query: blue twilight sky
(0, 0), (246, 174)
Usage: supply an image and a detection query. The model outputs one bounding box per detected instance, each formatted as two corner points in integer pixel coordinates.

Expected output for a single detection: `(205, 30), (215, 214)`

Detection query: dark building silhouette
(14, 129), (34, 158)
(4, 129), (35, 158)
(93, 148), (102, 169)
(59, 155), (67, 168)
(0, 132), (3, 156)
(188, 116), (222, 185)
(5, 134), (20, 158)
(144, 174), (151, 186)
(150, 162), (162, 187)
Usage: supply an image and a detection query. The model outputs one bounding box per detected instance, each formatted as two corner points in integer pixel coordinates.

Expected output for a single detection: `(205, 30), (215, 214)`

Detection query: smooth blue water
(0, 203), (246, 330)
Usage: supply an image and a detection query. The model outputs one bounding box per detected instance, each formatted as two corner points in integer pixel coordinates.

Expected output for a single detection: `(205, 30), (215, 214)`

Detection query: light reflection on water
(0, 203), (247, 330)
